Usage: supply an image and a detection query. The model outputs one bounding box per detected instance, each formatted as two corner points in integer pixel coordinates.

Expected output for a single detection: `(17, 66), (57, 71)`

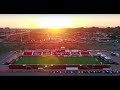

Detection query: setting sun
(0, 14), (120, 28)
(37, 16), (72, 29)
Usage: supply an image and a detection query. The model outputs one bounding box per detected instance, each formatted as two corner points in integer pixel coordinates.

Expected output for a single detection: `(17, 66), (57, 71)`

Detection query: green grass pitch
(14, 55), (104, 64)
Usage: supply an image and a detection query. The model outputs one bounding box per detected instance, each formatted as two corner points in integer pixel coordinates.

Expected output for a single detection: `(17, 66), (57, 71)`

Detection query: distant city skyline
(0, 14), (120, 29)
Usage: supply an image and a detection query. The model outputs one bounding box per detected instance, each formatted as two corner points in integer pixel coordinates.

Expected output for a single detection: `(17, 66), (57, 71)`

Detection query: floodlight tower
(28, 30), (31, 41)
(20, 34), (23, 42)
(6, 35), (9, 40)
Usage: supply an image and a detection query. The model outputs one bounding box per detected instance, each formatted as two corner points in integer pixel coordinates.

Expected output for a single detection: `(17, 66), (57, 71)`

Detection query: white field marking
(95, 58), (98, 62)
(95, 58), (101, 64)
(89, 52), (93, 57)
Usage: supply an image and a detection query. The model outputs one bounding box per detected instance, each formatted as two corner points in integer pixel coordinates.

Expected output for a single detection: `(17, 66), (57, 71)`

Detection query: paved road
(0, 72), (120, 76)
(0, 65), (9, 69)
(0, 52), (13, 64)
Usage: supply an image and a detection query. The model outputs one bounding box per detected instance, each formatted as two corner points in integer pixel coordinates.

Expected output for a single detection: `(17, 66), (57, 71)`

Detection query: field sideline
(14, 55), (104, 64)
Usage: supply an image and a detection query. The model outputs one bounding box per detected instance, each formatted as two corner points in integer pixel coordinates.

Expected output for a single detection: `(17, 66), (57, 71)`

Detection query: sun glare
(37, 16), (72, 29)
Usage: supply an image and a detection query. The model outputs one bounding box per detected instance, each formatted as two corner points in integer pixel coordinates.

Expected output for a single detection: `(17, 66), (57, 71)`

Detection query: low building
(96, 37), (111, 42)
(104, 56), (112, 62)
(100, 54), (107, 59)
(97, 52), (102, 56)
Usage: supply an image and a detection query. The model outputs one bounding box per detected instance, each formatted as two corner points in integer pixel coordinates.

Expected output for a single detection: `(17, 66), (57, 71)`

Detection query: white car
(116, 53), (119, 57)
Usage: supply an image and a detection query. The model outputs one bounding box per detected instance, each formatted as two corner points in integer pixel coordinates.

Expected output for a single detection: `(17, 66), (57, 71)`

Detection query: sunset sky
(0, 14), (120, 28)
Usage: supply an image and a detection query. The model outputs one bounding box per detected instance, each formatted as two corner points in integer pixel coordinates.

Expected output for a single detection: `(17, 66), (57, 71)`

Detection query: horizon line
(1, 26), (120, 29)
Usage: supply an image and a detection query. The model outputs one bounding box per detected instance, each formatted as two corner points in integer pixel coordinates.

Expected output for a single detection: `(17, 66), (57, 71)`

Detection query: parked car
(111, 52), (116, 56)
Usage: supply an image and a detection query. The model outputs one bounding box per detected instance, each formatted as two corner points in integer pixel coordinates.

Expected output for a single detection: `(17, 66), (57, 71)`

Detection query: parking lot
(0, 50), (120, 76)
(90, 50), (120, 69)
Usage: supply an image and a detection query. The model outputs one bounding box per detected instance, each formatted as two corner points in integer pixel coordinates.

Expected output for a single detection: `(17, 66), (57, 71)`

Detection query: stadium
(1, 14), (120, 76)
(4, 49), (112, 71)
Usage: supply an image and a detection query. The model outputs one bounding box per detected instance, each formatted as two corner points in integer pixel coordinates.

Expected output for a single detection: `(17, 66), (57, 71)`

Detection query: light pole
(20, 34), (23, 42)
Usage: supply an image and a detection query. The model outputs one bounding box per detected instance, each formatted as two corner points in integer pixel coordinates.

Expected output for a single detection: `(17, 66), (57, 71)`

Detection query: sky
(0, 14), (120, 28)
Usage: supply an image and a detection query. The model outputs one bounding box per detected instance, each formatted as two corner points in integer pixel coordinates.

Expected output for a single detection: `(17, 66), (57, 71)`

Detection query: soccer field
(14, 56), (104, 64)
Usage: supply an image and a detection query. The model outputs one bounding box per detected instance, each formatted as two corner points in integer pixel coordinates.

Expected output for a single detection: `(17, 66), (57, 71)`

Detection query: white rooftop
(97, 52), (102, 55)
(104, 56), (111, 60)
(71, 50), (79, 52)
(100, 54), (107, 57)
(65, 50), (70, 52)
